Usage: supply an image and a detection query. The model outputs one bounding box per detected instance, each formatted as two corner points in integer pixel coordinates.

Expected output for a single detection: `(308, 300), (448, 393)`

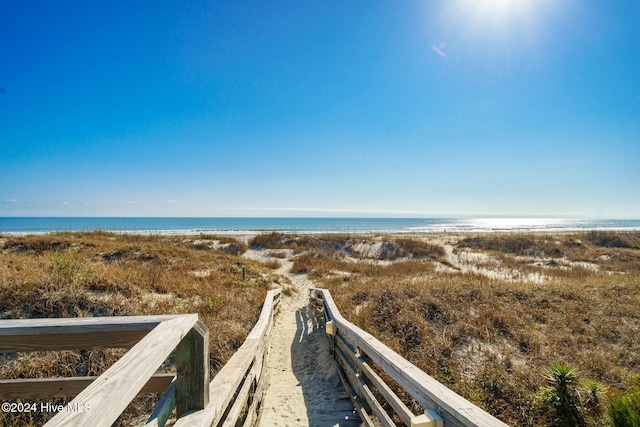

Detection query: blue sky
(1, 0), (638, 218)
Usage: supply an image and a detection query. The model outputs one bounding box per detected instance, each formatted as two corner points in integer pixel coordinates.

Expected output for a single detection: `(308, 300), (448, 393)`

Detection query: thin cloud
(431, 45), (446, 57)
(4, 198), (18, 203)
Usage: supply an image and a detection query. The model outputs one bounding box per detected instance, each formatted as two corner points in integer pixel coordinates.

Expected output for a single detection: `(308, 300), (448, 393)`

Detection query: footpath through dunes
(242, 249), (362, 427)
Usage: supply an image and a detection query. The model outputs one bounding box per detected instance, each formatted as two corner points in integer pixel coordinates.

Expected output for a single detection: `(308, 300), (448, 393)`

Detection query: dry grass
(249, 232), (353, 253)
(263, 259), (281, 270)
(292, 232), (640, 426)
(0, 232), (273, 426)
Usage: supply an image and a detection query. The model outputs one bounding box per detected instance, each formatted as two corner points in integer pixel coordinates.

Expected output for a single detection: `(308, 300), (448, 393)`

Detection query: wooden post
(176, 321), (210, 416)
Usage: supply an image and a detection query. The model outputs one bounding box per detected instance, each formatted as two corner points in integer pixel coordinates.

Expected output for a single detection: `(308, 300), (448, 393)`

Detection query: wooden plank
(246, 323), (272, 427)
(336, 328), (358, 354)
(336, 365), (375, 427)
(44, 315), (198, 427)
(180, 344), (257, 427)
(0, 374), (175, 400)
(146, 378), (177, 427)
(0, 315), (183, 352)
(356, 374), (396, 427)
(220, 371), (255, 427)
(0, 330), (153, 352)
(313, 289), (509, 427)
(251, 333), (267, 390)
(174, 290), (279, 427)
(0, 315), (183, 332)
(176, 320), (209, 416)
(246, 290), (280, 340)
(334, 344), (360, 406)
(357, 357), (414, 426)
(335, 333), (357, 371)
(244, 355), (269, 427)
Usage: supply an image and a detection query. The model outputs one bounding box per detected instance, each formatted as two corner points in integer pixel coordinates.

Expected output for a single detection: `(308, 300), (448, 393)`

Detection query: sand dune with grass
(0, 232), (273, 426)
(247, 231), (640, 427)
(2, 231), (639, 426)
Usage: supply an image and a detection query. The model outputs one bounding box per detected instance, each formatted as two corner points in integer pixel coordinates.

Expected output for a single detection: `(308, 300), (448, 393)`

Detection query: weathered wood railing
(0, 288), (280, 427)
(310, 288), (509, 427)
(173, 288), (281, 427)
(0, 314), (209, 427)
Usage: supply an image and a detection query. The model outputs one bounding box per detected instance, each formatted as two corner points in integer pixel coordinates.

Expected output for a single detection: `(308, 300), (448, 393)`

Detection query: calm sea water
(1, 217), (639, 235)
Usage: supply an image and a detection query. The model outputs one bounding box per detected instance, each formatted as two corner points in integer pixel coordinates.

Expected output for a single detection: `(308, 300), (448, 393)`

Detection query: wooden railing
(310, 288), (509, 427)
(173, 288), (280, 427)
(0, 314), (209, 427)
(2, 287), (502, 426)
(0, 288), (280, 427)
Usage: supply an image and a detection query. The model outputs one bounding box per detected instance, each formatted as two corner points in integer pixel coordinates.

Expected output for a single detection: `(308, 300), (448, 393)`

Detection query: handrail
(310, 288), (509, 427)
(174, 288), (281, 427)
(0, 314), (209, 427)
(0, 314), (186, 352)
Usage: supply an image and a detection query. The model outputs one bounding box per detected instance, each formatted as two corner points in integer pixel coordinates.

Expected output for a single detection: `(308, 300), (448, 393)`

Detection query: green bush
(608, 391), (640, 427)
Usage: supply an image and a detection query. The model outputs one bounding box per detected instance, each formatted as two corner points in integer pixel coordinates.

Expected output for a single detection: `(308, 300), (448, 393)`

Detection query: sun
(444, 0), (542, 35)
(428, 0), (559, 59)
(472, 0), (527, 15)
(478, 0), (512, 9)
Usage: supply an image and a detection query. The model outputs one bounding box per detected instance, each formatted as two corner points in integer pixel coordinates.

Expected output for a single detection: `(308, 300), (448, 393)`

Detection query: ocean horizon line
(1, 217), (639, 235)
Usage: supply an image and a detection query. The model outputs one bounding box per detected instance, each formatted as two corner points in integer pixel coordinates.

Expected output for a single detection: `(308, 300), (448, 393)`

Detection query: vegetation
(0, 232), (273, 426)
(541, 364), (585, 426)
(285, 231), (640, 426)
(2, 230), (639, 426)
(251, 232), (445, 261)
(608, 376), (640, 427)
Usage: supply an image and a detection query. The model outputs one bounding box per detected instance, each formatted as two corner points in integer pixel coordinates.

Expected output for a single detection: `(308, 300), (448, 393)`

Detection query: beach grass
(275, 231), (640, 426)
(2, 230), (639, 426)
(0, 232), (272, 426)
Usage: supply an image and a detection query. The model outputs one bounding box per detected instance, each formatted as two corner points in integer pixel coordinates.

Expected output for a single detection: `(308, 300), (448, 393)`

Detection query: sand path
(242, 250), (361, 427)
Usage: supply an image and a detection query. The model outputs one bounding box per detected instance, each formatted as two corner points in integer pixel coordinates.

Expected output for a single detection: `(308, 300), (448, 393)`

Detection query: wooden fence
(310, 288), (509, 427)
(0, 288), (280, 427)
(1, 287), (506, 426)
(172, 288), (280, 427)
(0, 314), (208, 427)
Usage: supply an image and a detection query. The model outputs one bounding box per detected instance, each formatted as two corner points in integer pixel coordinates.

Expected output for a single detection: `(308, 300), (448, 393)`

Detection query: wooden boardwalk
(259, 265), (361, 426)
(0, 253), (509, 426)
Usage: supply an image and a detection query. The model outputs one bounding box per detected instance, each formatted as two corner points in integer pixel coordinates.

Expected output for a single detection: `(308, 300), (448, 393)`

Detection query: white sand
(242, 250), (362, 427)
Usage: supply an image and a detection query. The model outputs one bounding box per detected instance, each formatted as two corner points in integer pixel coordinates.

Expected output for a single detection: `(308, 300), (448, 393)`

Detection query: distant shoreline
(1, 216), (639, 236)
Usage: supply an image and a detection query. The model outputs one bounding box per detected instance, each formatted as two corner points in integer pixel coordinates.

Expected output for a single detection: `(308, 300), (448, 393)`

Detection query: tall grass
(0, 232), (273, 426)
(608, 375), (640, 427)
(294, 232), (640, 426)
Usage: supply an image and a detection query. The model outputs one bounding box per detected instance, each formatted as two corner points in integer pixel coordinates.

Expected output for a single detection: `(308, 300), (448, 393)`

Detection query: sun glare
(433, 0), (551, 49)
(451, 0), (541, 26)
(479, 0), (512, 10)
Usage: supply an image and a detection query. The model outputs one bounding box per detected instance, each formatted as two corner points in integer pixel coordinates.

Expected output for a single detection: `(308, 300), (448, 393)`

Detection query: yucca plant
(580, 379), (607, 417)
(542, 363), (586, 427)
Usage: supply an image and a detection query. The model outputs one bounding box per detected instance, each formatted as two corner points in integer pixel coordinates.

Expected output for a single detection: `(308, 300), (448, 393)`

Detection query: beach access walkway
(1, 247), (509, 427)
(256, 258), (362, 426)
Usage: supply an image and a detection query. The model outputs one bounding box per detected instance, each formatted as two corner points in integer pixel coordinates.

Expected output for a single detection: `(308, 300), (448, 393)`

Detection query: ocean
(1, 217), (639, 235)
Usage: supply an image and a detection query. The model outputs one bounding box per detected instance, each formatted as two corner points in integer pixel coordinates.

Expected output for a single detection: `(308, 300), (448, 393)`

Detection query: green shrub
(608, 391), (640, 427)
